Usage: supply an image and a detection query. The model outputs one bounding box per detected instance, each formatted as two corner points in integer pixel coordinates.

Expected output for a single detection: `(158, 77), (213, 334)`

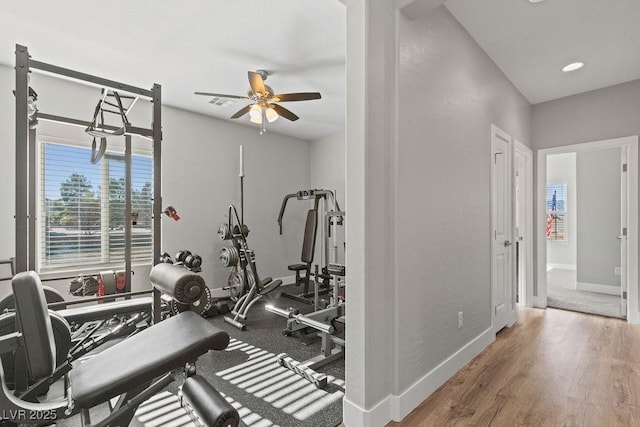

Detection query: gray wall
(546, 153), (577, 269)
(310, 129), (346, 208)
(532, 80), (640, 150)
(531, 79), (640, 298)
(576, 148), (621, 288)
(309, 130), (346, 266)
(0, 63), (310, 299)
(161, 107), (310, 289)
(395, 6), (530, 393)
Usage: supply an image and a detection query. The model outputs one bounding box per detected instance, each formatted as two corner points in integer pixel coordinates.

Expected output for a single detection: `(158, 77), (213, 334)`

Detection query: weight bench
(0, 271), (239, 426)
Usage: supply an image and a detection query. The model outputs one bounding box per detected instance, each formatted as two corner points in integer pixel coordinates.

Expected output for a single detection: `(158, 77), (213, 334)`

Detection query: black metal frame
(14, 45), (162, 299)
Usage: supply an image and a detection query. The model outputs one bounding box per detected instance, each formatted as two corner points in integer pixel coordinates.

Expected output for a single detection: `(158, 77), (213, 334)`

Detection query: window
(546, 183), (567, 241)
(39, 140), (153, 271)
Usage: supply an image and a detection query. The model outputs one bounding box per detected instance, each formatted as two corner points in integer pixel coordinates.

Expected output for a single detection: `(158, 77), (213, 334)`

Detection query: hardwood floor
(388, 307), (640, 426)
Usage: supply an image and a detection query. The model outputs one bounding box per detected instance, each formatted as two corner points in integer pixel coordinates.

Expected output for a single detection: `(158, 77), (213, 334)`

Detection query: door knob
(504, 240), (512, 247)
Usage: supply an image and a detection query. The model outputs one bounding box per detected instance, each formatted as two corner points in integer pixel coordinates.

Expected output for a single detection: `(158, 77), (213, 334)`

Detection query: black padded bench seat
(70, 311), (229, 408)
(57, 297), (152, 324)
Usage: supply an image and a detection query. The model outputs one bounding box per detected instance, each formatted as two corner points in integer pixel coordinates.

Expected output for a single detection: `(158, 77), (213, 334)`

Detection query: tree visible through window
(40, 142), (153, 270)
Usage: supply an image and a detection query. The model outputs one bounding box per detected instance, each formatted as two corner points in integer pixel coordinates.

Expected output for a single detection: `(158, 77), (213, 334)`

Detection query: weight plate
(168, 287), (212, 316)
(218, 223), (231, 240)
(227, 271), (244, 302)
(49, 312), (72, 365)
(227, 268), (254, 302)
(0, 287), (66, 313)
(0, 311), (71, 387)
(219, 246), (239, 267)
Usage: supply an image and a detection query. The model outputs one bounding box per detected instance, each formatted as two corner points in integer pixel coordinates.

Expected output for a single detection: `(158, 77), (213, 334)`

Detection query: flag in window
(546, 190), (557, 238)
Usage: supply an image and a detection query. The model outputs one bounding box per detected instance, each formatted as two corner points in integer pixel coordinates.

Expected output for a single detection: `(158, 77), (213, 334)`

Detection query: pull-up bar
(28, 58), (154, 99)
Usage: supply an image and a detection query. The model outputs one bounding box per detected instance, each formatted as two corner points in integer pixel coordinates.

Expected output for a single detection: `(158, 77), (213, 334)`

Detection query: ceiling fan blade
(271, 103), (299, 121)
(194, 92), (249, 100)
(230, 105), (252, 119)
(248, 71), (266, 96)
(272, 92), (322, 102)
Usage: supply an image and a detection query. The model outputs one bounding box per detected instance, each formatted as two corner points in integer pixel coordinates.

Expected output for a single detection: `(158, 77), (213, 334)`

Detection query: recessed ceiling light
(562, 62), (585, 72)
(528, 0), (545, 3)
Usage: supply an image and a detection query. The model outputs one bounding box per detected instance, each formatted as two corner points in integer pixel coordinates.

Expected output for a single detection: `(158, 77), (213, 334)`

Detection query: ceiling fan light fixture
(249, 104), (262, 124)
(265, 107), (279, 123)
(196, 69), (319, 134)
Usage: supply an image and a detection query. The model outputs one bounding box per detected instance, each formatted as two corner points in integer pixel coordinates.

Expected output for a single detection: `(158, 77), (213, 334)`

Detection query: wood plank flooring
(387, 307), (640, 426)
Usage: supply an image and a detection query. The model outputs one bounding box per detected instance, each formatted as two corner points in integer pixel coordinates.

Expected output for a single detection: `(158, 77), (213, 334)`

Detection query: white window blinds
(40, 141), (153, 270)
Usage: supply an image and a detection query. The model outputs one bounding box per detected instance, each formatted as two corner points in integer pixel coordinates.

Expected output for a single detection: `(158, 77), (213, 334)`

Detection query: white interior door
(514, 141), (534, 308)
(491, 125), (512, 333)
(621, 146), (628, 317)
(515, 150), (525, 305)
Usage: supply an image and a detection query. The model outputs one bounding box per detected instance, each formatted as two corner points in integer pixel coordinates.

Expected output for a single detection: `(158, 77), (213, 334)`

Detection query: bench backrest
(12, 271), (56, 380)
(301, 209), (318, 264)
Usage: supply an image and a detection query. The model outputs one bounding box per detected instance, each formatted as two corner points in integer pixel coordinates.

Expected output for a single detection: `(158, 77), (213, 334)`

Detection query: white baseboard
(576, 281), (620, 296)
(547, 263), (576, 271)
(343, 395), (391, 427)
(343, 328), (494, 426)
(389, 327), (495, 421)
(533, 296), (546, 308)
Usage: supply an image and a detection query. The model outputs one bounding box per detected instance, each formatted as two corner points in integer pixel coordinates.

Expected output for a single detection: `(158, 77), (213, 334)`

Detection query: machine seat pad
(57, 297), (152, 324)
(288, 264), (308, 272)
(69, 311), (229, 408)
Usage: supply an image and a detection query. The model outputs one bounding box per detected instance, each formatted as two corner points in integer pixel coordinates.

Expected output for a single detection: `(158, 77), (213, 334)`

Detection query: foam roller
(149, 263), (205, 304)
(182, 375), (239, 427)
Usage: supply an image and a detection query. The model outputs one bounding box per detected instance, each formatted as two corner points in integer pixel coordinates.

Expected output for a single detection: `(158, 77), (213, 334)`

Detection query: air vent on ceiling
(208, 97), (237, 107)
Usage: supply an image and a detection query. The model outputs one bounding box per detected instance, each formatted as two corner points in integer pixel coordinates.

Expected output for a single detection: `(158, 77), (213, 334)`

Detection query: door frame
(514, 140), (534, 308)
(535, 136), (639, 323)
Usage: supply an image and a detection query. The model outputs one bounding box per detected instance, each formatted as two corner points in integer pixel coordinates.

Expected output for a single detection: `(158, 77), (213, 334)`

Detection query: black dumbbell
(175, 250), (191, 264)
(159, 252), (174, 264)
(184, 254), (202, 270)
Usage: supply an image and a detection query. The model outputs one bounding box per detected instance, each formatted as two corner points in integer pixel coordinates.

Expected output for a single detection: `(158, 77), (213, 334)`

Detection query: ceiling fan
(195, 70), (321, 134)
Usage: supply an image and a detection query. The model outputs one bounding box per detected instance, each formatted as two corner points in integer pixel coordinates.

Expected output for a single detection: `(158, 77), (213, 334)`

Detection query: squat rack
(14, 45), (162, 288)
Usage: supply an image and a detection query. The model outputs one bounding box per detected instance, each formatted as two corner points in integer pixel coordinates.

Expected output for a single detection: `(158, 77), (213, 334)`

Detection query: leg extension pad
(181, 375), (240, 427)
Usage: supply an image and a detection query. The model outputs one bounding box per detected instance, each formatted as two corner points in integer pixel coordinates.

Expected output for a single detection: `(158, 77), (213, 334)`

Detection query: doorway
(536, 136), (639, 323)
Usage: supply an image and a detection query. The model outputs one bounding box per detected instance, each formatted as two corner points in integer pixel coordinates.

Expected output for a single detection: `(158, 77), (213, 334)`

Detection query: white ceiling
(0, 1), (346, 141)
(445, 0), (640, 105)
(1, 1), (638, 141)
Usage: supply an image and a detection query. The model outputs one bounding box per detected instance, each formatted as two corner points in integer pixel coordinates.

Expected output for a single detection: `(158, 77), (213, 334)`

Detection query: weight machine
(277, 189), (344, 304)
(14, 44), (162, 299)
